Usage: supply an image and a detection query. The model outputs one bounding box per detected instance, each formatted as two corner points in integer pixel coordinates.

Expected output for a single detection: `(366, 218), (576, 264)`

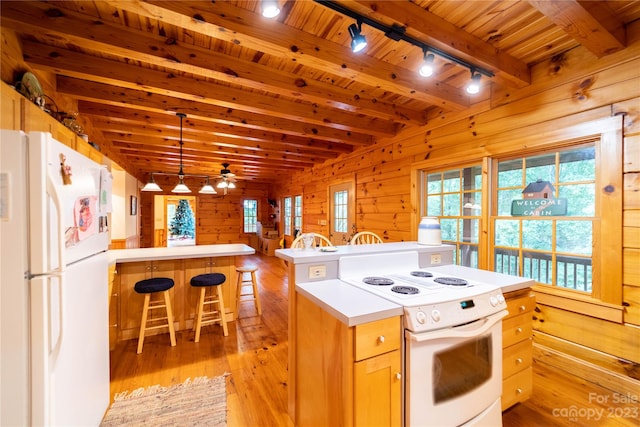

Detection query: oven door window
(433, 332), (492, 404)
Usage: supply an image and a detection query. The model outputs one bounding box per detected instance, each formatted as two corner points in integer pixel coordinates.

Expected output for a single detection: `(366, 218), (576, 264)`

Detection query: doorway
(153, 195), (197, 247)
(328, 181), (354, 245)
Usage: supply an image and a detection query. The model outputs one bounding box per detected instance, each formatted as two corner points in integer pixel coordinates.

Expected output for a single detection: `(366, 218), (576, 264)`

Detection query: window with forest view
(243, 199), (257, 233)
(294, 195), (302, 235)
(424, 166), (483, 267)
(283, 197), (292, 235)
(494, 146), (595, 292)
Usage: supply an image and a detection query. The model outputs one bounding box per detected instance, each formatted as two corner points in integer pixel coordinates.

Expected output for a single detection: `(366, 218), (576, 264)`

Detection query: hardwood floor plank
(109, 253), (636, 427)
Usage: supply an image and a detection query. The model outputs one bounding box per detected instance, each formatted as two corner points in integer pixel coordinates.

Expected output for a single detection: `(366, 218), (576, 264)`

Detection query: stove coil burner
(434, 277), (468, 286)
(391, 285), (420, 295)
(363, 276), (394, 286)
(410, 271), (433, 278)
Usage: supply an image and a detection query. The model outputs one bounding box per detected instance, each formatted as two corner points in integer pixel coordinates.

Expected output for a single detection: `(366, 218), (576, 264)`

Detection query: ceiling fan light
(348, 23), (367, 53)
(172, 176), (191, 193)
(141, 175), (162, 192)
(261, 0), (280, 18)
(227, 181), (236, 189)
(217, 181), (228, 189)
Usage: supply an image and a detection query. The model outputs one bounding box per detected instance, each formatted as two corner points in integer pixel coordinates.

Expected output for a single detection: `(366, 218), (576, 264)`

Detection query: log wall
(271, 40), (640, 386)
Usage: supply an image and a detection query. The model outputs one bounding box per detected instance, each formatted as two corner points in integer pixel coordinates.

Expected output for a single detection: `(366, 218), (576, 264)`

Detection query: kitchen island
(109, 244), (254, 343)
(276, 243), (535, 425)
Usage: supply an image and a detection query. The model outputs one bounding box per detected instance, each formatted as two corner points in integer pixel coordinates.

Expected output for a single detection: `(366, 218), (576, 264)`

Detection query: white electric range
(339, 250), (508, 427)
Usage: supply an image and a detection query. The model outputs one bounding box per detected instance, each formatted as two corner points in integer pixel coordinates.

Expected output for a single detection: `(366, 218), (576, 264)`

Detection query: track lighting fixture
(418, 50), (435, 77)
(261, 0), (280, 18)
(348, 21), (367, 53)
(141, 112), (218, 195)
(313, 0), (494, 94)
(466, 71), (482, 95)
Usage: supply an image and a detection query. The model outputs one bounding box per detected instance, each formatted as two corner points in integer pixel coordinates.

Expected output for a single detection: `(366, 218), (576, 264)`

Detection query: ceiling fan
(215, 163), (237, 193)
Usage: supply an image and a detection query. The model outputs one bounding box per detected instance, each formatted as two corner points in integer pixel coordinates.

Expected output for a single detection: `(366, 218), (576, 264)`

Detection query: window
(293, 195), (302, 236)
(423, 166), (483, 267)
(333, 190), (348, 233)
(283, 197), (292, 235)
(416, 117), (622, 320)
(493, 146), (595, 292)
(243, 199), (258, 233)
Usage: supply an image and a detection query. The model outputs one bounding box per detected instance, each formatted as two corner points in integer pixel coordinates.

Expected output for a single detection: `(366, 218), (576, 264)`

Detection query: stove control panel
(404, 289), (506, 332)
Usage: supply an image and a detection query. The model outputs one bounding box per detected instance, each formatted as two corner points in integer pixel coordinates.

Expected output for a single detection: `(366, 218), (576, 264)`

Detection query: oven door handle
(408, 310), (508, 342)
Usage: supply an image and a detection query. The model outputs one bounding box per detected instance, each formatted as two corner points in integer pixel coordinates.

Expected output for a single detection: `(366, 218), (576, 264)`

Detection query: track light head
(348, 22), (367, 53)
(466, 71), (482, 95)
(418, 52), (435, 77)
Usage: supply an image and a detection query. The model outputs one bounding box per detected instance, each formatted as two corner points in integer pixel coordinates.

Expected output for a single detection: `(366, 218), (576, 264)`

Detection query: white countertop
(109, 243), (255, 263)
(276, 241), (452, 264)
(296, 264), (533, 326)
(296, 280), (403, 326)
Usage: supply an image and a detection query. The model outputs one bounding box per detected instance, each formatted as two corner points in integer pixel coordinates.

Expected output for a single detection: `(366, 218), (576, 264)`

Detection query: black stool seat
(135, 277), (174, 294)
(191, 273), (226, 287)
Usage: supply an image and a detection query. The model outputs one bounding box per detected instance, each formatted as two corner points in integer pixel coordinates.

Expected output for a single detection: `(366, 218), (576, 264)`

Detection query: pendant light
(141, 113), (219, 195)
(171, 113), (191, 193)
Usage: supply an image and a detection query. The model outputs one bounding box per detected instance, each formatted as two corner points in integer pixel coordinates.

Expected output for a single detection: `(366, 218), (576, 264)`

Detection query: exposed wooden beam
(116, 0), (470, 110)
(349, 0), (531, 88)
(528, 0), (626, 58)
(0, 0), (428, 126)
(55, 76), (375, 145)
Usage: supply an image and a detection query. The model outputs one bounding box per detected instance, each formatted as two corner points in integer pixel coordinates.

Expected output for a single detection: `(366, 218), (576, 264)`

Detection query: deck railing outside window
(494, 248), (592, 292)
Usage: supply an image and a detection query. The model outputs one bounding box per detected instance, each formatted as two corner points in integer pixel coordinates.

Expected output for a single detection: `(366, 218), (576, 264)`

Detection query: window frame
(242, 198), (258, 234)
(283, 196), (292, 236)
(412, 116), (624, 322)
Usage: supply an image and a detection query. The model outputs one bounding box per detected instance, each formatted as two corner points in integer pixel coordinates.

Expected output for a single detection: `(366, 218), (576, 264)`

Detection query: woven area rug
(101, 376), (226, 426)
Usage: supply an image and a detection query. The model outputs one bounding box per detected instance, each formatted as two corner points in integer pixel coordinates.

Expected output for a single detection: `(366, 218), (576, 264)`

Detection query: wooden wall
(271, 36), (640, 386)
(137, 174), (272, 248)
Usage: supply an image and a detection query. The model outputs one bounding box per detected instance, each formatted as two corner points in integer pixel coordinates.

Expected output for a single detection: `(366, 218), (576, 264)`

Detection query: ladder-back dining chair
(350, 231), (383, 245)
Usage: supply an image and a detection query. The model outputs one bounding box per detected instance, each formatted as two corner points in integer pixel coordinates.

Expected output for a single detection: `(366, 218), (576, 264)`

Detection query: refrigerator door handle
(46, 176), (65, 273)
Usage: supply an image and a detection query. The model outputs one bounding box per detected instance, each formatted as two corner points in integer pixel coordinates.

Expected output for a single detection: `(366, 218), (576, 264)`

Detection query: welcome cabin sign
(511, 179), (568, 217)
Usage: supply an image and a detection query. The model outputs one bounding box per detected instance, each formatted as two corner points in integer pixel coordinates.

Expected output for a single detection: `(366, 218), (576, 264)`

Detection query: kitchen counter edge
(296, 280), (403, 327)
(108, 243), (255, 263)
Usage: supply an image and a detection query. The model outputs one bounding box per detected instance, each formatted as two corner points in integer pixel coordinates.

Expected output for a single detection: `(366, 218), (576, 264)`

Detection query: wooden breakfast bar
(108, 244), (255, 343)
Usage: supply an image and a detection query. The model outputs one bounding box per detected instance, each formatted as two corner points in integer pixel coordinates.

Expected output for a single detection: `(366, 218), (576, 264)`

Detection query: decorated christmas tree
(169, 199), (195, 238)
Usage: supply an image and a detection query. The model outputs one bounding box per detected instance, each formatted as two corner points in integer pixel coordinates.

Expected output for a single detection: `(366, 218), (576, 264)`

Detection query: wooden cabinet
(296, 294), (401, 427)
(115, 260), (181, 341)
(501, 289), (535, 411)
(258, 236), (279, 256)
(113, 256), (239, 342)
(1, 81), (23, 130)
(183, 257), (235, 326)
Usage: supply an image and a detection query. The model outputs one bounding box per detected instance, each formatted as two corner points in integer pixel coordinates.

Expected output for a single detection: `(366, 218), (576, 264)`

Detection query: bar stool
(190, 273), (228, 341)
(235, 266), (262, 316)
(134, 277), (177, 354)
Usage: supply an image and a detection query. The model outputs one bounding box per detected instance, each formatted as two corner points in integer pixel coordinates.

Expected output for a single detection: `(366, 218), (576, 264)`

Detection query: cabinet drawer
(502, 312), (533, 348)
(501, 366), (533, 411)
(502, 338), (532, 379)
(355, 316), (400, 361)
(504, 290), (535, 320)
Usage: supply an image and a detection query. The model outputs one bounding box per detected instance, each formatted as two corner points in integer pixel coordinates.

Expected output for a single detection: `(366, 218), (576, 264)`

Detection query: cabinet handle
(377, 335), (385, 344)
(519, 305), (526, 312)
(515, 327), (523, 334)
(395, 373), (401, 380)
(516, 358), (523, 365)
(516, 388), (523, 395)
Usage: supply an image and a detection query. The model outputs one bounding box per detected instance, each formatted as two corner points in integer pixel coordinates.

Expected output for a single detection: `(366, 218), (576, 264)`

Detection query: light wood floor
(109, 253), (638, 427)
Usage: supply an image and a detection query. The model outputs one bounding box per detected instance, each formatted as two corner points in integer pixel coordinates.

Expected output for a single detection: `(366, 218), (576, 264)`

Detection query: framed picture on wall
(130, 195), (137, 216)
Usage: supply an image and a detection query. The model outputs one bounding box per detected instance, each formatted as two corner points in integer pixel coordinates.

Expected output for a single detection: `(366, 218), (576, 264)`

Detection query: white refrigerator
(1, 130), (112, 426)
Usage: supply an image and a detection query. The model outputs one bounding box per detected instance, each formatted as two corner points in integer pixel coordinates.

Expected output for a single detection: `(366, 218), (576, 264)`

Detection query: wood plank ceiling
(2, 0), (639, 184)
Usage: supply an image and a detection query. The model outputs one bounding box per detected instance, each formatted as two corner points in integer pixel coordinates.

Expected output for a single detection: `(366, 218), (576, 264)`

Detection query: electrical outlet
(431, 254), (442, 265)
(309, 265), (326, 278)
